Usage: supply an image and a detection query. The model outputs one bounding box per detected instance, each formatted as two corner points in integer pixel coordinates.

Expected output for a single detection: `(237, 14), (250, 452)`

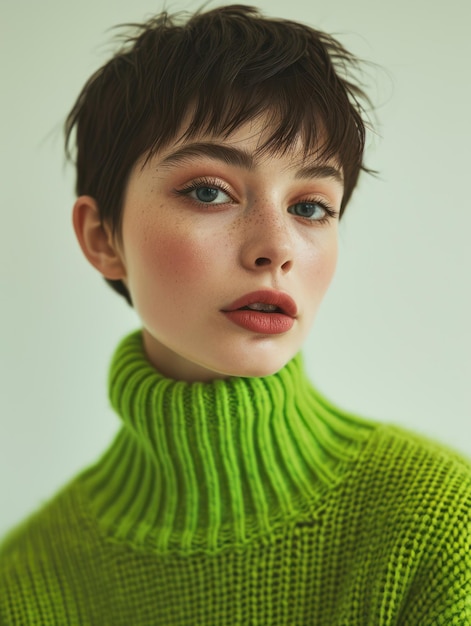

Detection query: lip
(222, 309), (295, 334)
(222, 290), (298, 317)
(221, 290), (298, 334)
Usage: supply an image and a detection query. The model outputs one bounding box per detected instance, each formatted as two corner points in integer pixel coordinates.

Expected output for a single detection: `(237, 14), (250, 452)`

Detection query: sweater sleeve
(403, 474), (471, 625)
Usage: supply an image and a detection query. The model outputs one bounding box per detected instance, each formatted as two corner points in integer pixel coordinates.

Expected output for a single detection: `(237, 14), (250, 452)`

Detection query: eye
(175, 178), (234, 205)
(288, 201), (338, 223)
(191, 186), (231, 204)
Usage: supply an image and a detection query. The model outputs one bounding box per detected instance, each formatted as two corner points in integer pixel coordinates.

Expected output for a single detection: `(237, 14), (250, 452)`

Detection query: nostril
(255, 257), (271, 266)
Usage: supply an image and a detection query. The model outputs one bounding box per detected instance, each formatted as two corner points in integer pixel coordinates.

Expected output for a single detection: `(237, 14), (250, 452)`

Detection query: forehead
(142, 114), (343, 183)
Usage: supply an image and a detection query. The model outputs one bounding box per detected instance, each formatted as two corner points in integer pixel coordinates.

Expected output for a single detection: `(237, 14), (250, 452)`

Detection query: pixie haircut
(65, 4), (372, 306)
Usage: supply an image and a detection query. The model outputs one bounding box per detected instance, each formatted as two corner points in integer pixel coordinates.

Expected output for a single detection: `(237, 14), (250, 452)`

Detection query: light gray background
(1, 0), (470, 535)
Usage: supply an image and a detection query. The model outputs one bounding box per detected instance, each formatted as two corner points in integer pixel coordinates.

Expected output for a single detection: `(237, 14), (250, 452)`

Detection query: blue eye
(188, 185), (232, 204)
(288, 202), (334, 222)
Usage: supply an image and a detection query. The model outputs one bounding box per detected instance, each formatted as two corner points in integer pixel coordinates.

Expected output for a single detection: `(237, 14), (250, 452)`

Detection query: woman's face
(116, 117), (343, 381)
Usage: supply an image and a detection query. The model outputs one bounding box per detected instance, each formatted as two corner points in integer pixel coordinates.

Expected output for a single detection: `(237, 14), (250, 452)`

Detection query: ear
(72, 195), (126, 280)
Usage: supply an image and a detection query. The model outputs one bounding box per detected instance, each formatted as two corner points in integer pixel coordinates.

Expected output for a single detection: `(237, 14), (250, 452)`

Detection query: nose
(239, 202), (294, 274)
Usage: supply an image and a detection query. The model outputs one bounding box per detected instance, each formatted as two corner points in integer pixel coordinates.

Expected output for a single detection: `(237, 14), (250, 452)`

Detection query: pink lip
(221, 290), (297, 334)
(222, 290), (298, 317)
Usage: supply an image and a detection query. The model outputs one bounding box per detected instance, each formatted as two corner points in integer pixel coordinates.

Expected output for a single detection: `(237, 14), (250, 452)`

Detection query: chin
(216, 352), (294, 379)
(206, 337), (302, 380)
(244, 363), (288, 378)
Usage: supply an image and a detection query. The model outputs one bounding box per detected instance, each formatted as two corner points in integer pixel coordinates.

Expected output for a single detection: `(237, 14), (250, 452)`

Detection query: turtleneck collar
(81, 330), (375, 556)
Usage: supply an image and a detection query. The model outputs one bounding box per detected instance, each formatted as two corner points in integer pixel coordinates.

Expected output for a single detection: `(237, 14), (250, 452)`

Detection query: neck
(81, 330), (375, 555)
(141, 328), (231, 382)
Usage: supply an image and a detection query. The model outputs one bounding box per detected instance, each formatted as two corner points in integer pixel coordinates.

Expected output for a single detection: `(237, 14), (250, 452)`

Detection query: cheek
(323, 239), (339, 284)
(304, 236), (339, 294)
(132, 222), (217, 290)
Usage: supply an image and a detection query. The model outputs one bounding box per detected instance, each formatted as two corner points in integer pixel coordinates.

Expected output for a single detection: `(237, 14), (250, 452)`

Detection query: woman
(1, 6), (469, 624)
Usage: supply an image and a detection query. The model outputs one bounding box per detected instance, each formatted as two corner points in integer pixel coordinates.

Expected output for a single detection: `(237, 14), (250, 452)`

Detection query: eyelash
(174, 176), (339, 224)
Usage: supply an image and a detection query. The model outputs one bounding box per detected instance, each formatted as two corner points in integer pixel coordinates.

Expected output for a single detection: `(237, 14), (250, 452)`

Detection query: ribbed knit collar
(82, 330), (375, 556)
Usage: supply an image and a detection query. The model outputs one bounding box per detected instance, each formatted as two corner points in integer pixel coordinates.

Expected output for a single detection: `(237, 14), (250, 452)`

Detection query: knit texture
(1, 330), (470, 625)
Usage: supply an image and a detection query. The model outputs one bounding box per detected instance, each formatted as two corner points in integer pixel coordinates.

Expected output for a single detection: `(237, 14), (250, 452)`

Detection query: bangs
(177, 78), (350, 165)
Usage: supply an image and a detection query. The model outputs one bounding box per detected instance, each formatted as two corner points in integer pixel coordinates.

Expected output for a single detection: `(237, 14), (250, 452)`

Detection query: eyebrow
(158, 142), (344, 184)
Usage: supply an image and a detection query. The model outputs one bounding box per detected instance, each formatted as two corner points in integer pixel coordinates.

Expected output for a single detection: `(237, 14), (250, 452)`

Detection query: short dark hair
(65, 4), (373, 306)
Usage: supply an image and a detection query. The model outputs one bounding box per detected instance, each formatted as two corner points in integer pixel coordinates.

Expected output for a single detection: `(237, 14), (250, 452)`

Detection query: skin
(73, 116), (343, 382)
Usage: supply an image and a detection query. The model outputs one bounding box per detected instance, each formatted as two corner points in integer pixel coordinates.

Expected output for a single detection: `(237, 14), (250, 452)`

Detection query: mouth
(222, 290), (298, 317)
(239, 303), (284, 313)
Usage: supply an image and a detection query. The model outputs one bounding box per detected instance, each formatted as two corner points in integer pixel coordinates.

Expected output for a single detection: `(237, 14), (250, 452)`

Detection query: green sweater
(1, 330), (470, 625)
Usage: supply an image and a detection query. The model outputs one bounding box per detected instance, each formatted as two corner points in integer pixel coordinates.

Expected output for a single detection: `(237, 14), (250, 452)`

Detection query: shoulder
(366, 423), (471, 492)
(348, 423), (471, 522)
(0, 478), (89, 557)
